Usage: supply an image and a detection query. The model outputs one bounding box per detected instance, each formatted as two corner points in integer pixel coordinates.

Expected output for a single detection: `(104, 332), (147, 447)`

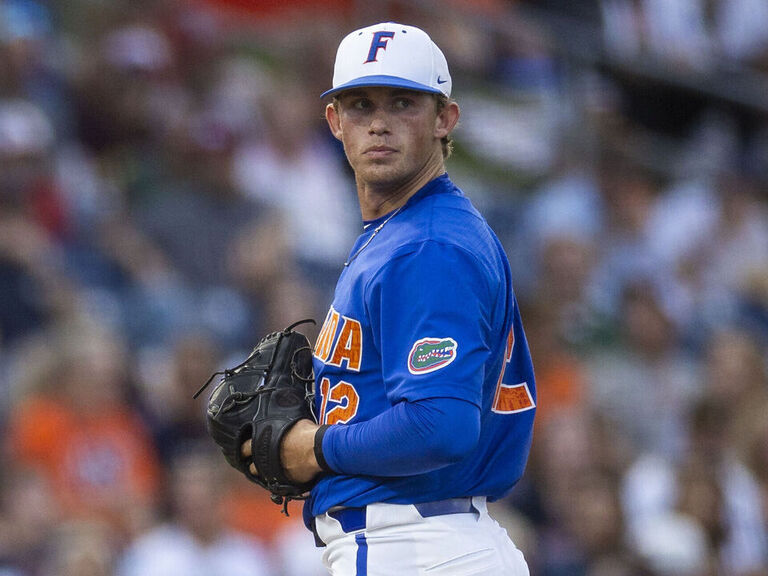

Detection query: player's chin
(357, 162), (406, 185)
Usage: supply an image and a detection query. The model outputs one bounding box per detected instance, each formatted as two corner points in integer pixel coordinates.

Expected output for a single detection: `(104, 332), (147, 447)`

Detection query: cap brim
(321, 75), (444, 99)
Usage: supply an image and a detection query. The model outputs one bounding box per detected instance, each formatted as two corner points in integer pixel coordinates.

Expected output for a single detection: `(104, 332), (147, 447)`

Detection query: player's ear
(434, 100), (459, 140)
(326, 102), (343, 141)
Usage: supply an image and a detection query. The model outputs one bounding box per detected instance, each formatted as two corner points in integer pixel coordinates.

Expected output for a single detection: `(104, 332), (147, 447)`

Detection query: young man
(246, 22), (536, 575)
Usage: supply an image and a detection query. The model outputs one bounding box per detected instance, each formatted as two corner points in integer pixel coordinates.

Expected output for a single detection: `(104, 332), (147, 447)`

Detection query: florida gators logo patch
(408, 337), (458, 374)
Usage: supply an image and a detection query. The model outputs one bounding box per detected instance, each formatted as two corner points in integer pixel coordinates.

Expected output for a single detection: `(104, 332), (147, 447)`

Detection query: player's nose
(368, 109), (390, 135)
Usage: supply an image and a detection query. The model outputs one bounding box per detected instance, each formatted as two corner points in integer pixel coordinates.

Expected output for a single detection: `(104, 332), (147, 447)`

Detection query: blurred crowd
(0, 1), (767, 575)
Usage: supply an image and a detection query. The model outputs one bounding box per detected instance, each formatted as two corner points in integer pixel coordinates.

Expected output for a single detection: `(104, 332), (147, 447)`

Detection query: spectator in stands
(138, 331), (220, 464)
(116, 449), (276, 576)
(231, 77), (359, 296)
(622, 395), (768, 576)
(600, 0), (712, 69)
(45, 520), (117, 576)
(6, 321), (160, 538)
(0, 465), (60, 575)
(587, 280), (701, 458)
(226, 215), (325, 337)
(703, 328), (768, 461)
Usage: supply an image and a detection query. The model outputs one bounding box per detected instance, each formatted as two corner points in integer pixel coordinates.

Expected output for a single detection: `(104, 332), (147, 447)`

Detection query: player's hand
(241, 439), (258, 477)
(241, 419), (322, 485)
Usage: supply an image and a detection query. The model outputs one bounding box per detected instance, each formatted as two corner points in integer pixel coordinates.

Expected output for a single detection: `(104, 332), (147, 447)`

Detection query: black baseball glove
(194, 319), (316, 510)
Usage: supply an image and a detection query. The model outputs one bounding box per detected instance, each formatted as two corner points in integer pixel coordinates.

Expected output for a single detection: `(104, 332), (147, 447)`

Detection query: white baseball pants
(313, 497), (529, 575)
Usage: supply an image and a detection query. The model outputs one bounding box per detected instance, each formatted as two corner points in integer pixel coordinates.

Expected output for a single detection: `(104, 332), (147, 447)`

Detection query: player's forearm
(317, 396), (480, 476)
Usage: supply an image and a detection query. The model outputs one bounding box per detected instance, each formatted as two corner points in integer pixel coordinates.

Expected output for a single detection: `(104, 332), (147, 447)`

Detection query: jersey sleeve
(366, 240), (496, 406)
(320, 396), (480, 476)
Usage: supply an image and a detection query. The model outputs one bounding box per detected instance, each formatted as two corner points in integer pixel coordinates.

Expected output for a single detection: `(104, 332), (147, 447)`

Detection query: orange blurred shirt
(7, 396), (160, 530)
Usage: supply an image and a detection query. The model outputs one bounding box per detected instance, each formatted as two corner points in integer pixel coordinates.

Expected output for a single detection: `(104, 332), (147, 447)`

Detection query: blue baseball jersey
(308, 174), (536, 516)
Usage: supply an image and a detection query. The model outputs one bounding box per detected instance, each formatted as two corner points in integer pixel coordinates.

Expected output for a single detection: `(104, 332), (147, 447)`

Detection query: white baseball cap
(321, 22), (452, 99)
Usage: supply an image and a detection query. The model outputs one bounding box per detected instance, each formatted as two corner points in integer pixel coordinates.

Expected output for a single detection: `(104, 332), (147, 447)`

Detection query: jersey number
(492, 328), (535, 414)
(318, 377), (360, 424)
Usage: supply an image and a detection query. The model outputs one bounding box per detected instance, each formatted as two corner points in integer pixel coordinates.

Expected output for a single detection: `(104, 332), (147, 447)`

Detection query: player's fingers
(249, 463), (258, 476)
(241, 439), (252, 458)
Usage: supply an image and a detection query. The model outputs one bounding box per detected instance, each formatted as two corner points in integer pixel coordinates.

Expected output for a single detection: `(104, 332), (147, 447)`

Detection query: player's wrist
(281, 419), (323, 484)
(314, 424), (334, 474)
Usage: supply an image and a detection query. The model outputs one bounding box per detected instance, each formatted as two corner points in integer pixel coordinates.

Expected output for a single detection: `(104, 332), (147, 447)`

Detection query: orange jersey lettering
(314, 308), (340, 363)
(320, 379), (360, 425)
(493, 382), (535, 414)
(328, 317), (363, 371)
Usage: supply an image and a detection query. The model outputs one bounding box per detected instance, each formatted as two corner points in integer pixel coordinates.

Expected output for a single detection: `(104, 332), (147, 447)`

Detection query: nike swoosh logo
(437, 76), (448, 84)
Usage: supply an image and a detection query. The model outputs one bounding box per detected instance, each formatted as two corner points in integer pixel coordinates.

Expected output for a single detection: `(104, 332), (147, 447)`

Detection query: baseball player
(244, 22), (536, 575)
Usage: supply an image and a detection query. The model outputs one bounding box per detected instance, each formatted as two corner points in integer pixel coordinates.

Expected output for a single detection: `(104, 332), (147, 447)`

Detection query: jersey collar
(362, 173), (456, 228)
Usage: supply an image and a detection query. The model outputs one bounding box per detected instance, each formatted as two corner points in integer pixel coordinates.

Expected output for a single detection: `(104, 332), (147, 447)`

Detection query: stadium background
(1, 0), (767, 574)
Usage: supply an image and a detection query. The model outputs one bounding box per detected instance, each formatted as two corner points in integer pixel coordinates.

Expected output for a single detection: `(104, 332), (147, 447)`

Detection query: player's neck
(356, 162), (445, 221)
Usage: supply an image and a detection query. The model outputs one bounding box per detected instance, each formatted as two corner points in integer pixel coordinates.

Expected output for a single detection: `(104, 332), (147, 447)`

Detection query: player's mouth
(363, 145), (397, 158)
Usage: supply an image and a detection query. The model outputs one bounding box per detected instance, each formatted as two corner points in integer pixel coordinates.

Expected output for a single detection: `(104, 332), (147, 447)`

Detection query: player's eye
(351, 98), (372, 110)
(393, 98), (412, 110)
